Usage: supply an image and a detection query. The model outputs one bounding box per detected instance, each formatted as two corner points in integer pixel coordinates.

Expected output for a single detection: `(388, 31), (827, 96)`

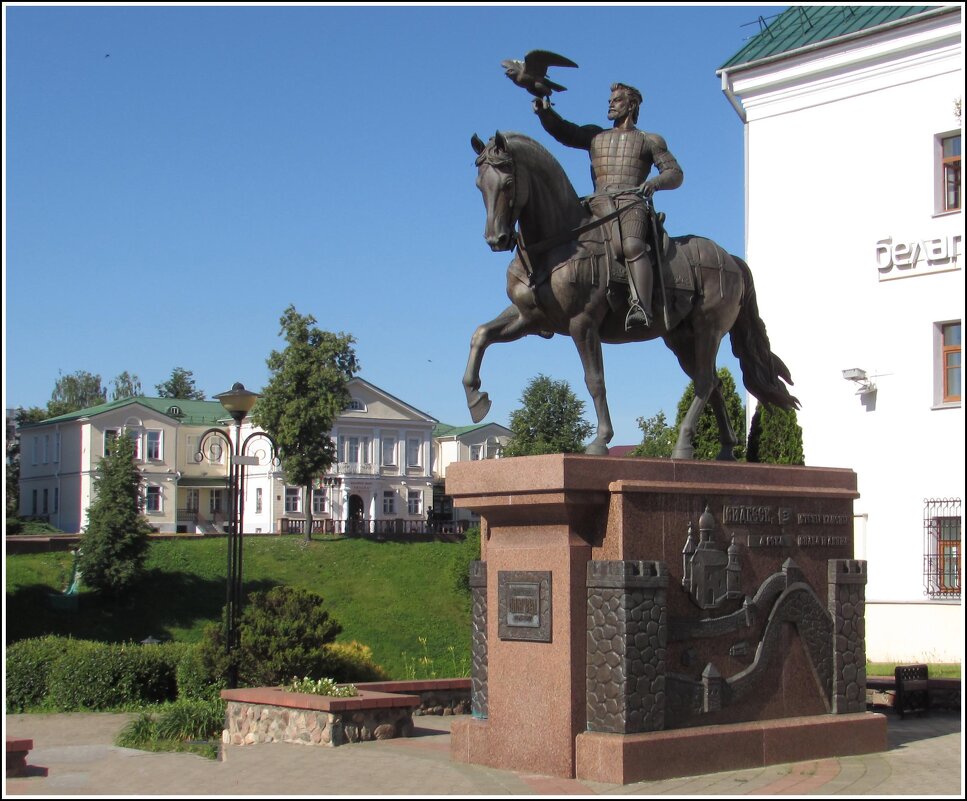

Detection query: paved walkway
(4, 709), (963, 796)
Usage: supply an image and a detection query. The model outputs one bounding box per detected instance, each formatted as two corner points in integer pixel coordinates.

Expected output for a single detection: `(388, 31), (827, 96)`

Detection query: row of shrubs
(7, 635), (390, 713)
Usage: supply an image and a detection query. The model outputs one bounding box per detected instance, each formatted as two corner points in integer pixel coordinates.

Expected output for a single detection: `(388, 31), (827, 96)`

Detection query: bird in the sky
(501, 49), (579, 98)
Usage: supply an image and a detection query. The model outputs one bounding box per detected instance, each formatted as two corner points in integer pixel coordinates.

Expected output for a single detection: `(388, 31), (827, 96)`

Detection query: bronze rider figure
(533, 83), (683, 330)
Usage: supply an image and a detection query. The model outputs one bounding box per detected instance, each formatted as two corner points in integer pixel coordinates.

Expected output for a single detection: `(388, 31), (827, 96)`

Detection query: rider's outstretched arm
(533, 98), (600, 150)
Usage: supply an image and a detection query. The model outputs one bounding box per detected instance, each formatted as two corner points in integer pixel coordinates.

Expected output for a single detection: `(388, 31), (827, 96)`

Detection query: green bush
(154, 698), (225, 741)
(199, 585), (342, 688)
(46, 641), (186, 711)
(6, 517), (23, 535)
(176, 645), (224, 701)
(324, 641), (389, 682)
(6, 636), (72, 711)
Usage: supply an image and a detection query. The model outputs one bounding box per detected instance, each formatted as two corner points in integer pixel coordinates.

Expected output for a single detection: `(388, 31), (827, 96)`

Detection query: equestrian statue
(464, 52), (798, 459)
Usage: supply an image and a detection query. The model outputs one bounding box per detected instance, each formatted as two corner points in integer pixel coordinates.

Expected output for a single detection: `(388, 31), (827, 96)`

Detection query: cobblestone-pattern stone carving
(586, 560), (669, 733)
(223, 701), (414, 747)
(469, 560), (488, 718)
(828, 559), (868, 714)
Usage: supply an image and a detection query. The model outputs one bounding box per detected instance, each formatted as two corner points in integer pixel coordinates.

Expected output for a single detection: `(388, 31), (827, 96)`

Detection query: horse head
(472, 131), (527, 252)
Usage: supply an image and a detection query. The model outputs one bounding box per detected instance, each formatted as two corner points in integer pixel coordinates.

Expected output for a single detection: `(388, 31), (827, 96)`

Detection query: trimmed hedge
(6, 636), (189, 712)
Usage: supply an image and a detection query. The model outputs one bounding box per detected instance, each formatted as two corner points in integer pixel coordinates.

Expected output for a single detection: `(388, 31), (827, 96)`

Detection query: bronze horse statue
(464, 131), (798, 459)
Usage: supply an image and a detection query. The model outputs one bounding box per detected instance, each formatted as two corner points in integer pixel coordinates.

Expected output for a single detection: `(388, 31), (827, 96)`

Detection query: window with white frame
(53, 432), (60, 463)
(104, 429), (118, 457)
(470, 444), (483, 461)
(382, 436), (397, 466)
(935, 321), (961, 405)
(407, 489), (423, 515)
(924, 498), (961, 599)
(32, 436), (39, 465)
(186, 489), (199, 512)
(285, 487), (302, 513)
(312, 488), (327, 515)
(255, 487), (263, 515)
(406, 437), (421, 467)
(146, 430), (163, 460)
(383, 490), (396, 515)
(210, 490), (225, 515)
(43, 434), (49, 464)
(145, 485), (163, 513)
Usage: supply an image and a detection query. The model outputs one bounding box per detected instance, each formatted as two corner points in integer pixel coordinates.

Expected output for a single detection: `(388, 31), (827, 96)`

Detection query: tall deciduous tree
(111, 371), (143, 401)
(156, 367), (206, 400)
(253, 306), (359, 541)
(672, 367), (747, 460)
(747, 404), (805, 465)
(78, 430), (153, 596)
(47, 370), (107, 417)
(503, 374), (594, 457)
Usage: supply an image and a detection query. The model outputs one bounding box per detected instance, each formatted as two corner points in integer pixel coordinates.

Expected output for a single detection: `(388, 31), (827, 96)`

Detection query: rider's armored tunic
(536, 106), (683, 244)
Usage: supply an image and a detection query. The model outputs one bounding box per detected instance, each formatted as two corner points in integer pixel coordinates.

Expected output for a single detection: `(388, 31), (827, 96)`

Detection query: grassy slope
(5, 536), (471, 679)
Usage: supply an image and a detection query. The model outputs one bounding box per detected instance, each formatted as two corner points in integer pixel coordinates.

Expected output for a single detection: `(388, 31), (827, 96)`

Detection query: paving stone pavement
(4, 709), (963, 796)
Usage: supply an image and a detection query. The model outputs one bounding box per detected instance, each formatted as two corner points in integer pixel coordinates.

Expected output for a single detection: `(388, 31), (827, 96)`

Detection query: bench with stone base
(221, 687), (421, 747)
(6, 738), (33, 779)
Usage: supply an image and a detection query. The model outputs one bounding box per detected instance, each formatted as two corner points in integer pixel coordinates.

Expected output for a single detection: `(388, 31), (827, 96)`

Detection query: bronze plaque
(498, 570), (551, 642)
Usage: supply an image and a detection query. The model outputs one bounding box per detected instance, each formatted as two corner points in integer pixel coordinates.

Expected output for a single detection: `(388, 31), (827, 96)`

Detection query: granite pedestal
(447, 455), (886, 781)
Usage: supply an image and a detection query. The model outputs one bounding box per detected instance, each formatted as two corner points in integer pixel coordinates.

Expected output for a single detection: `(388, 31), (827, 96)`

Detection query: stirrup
(625, 303), (652, 331)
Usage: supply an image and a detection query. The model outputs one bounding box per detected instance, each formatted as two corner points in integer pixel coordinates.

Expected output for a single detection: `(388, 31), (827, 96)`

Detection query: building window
(104, 429), (118, 457)
(54, 487), (59, 513)
(43, 434), (49, 464)
(382, 436), (397, 466)
(255, 487), (263, 515)
(285, 487), (302, 513)
(383, 490), (396, 515)
(942, 134), (961, 212)
(31, 489), (37, 515)
(406, 437), (421, 467)
(186, 489), (200, 512)
(924, 498), (961, 599)
(312, 489), (327, 515)
(146, 430), (163, 460)
(210, 490), (225, 515)
(347, 399), (366, 412)
(407, 490), (423, 516)
(32, 436), (39, 465)
(42, 488), (49, 514)
(470, 444), (483, 461)
(145, 485), (162, 513)
(940, 321), (961, 403)
(53, 432), (60, 463)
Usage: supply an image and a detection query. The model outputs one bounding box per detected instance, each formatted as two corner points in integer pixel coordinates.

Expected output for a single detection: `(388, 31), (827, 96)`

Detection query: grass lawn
(5, 535), (472, 680)
(866, 662), (961, 678)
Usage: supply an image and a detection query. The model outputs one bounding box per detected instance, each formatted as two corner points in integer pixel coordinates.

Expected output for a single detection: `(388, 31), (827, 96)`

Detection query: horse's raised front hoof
(468, 392), (492, 423)
(584, 441), (610, 456)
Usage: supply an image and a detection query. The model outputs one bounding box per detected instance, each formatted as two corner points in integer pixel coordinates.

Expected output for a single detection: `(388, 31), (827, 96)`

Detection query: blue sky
(4, 3), (787, 445)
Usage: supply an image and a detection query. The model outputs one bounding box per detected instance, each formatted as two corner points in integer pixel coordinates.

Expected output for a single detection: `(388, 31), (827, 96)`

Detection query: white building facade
(719, 5), (963, 661)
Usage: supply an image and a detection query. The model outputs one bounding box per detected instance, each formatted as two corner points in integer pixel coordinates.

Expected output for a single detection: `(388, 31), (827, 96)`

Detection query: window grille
(923, 497), (961, 599)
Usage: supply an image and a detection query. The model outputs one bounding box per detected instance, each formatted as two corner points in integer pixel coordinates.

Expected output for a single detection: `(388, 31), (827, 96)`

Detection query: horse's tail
(728, 256), (800, 411)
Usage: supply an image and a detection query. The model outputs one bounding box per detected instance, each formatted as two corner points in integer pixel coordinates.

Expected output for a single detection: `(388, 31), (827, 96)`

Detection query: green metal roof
(434, 422), (503, 438)
(22, 397), (229, 428)
(720, 6), (946, 70)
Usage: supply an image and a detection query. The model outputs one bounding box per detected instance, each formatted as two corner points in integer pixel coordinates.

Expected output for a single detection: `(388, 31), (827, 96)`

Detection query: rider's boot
(625, 256), (654, 331)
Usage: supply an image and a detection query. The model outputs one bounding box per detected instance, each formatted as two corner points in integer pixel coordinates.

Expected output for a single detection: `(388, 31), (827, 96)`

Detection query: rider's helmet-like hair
(610, 82), (643, 124)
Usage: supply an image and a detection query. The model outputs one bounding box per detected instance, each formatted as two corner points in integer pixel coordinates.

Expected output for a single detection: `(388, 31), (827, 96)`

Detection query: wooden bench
(894, 664), (930, 719)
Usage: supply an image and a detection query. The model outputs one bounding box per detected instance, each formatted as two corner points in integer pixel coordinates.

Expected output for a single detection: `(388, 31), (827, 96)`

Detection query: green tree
(503, 375), (594, 457)
(253, 306), (359, 541)
(747, 404), (805, 465)
(110, 371), (143, 401)
(630, 410), (676, 458)
(47, 370), (107, 417)
(673, 367), (747, 460)
(6, 407), (49, 517)
(156, 367), (206, 400)
(77, 430), (153, 596)
(198, 586), (343, 687)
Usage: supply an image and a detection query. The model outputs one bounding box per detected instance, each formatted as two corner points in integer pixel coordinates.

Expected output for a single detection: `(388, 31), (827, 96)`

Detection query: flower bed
(221, 687), (421, 747)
